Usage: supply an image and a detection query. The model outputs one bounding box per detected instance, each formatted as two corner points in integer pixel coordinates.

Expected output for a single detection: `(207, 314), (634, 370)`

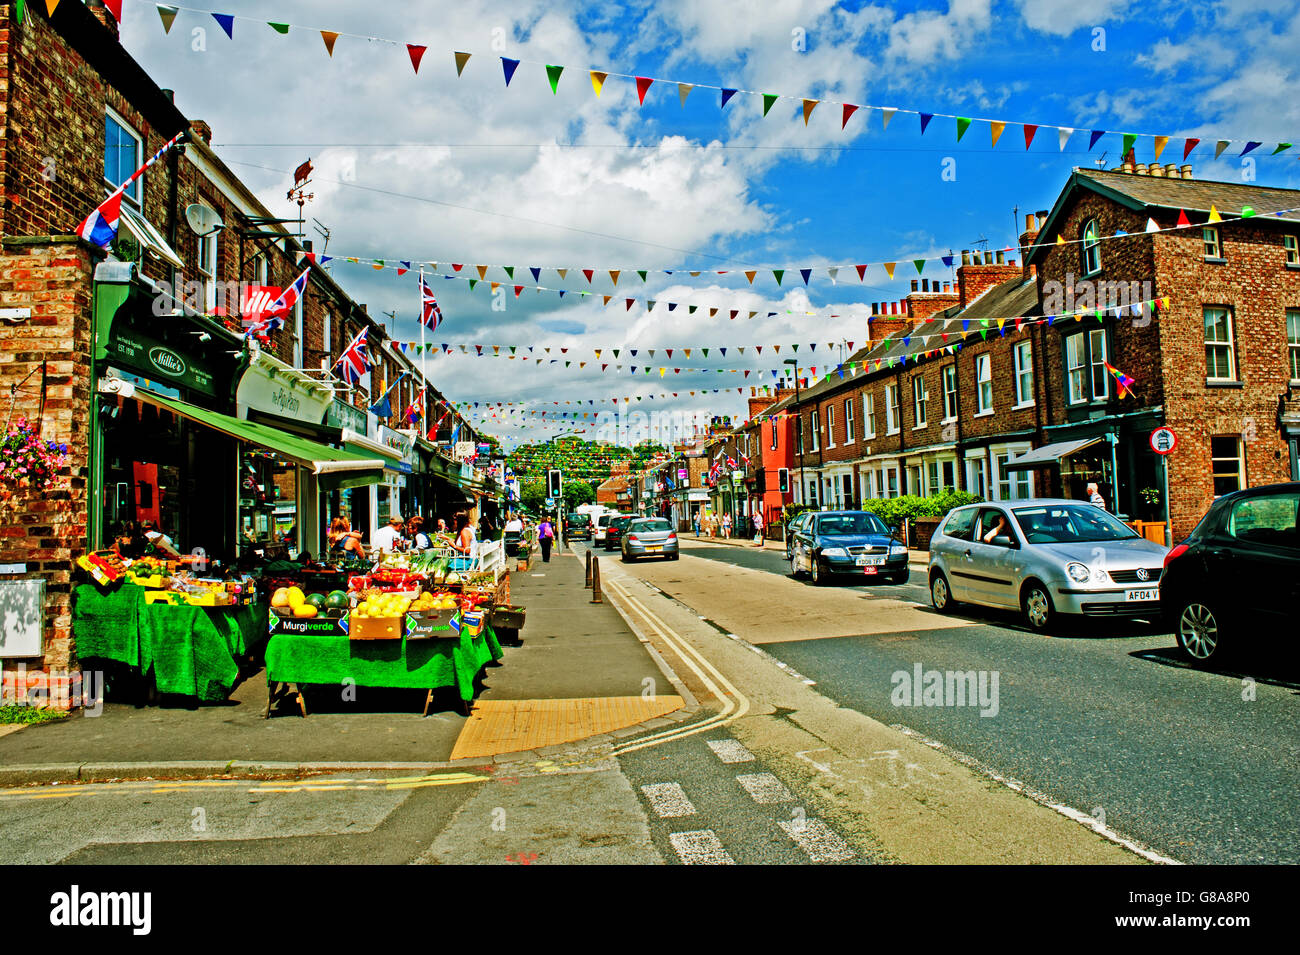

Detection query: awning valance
(1003, 437), (1103, 471)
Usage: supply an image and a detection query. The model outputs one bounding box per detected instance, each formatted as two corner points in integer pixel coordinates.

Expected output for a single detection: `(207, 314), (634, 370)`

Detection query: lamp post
(784, 359), (806, 514)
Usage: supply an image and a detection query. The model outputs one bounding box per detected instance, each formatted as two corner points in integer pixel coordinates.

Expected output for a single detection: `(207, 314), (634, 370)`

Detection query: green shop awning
(118, 384), (387, 490)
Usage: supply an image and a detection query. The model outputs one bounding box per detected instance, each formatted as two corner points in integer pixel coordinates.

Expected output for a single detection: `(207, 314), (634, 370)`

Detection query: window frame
(810, 409), (820, 452)
(864, 392), (876, 438)
(1285, 235), (1300, 267)
(941, 365), (958, 422)
(1082, 218), (1102, 276)
(844, 398), (855, 443)
(197, 231), (218, 313)
(1203, 305), (1238, 382)
(770, 417), (779, 451)
(1202, 226), (1223, 261)
(1288, 309), (1300, 383)
(975, 354), (993, 414)
(1013, 340), (1034, 407)
(1088, 328), (1109, 400)
(1210, 435), (1245, 497)
(104, 107), (143, 206)
(912, 374), (927, 429)
(826, 404), (836, 448)
(885, 384), (899, 434)
(1065, 332), (1086, 404)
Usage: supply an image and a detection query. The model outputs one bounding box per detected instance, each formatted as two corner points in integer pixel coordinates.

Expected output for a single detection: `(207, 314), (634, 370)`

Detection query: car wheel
(1176, 600), (1224, 664)
(811, 557), (826, 586)
(669, 552), (679, 561)
(890, 569), (910, 585)
(789, 553), (802, 579)
(1021, 581), (1055, 632)
(930, 571), (955, 612)
(621, 552), (632, 563)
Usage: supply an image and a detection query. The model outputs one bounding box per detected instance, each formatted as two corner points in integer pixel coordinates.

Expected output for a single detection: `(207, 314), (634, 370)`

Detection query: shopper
(1086, 482), (1107, 511)
(537, 516), (555, 563)
(452, 511), (477, 557)
(328, 518), (366, 561)
(722, 512), (732, 538)
(753, 509), (764, 546)
(408, 516), (432, 551)
(372, 516), (406, 554)
(693, 513), (701, 537)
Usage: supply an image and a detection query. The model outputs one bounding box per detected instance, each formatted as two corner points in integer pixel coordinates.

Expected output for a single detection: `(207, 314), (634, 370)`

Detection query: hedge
(781, 492), (982, 528)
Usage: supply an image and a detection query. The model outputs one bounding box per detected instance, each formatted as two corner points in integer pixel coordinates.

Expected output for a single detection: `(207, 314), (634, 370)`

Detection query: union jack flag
(76, 129), (186, 249)
(245, 267), (310, 337)
(419, 276), (443, 330)
(726, 456), (738, 471)
(332, 328), (370, 387)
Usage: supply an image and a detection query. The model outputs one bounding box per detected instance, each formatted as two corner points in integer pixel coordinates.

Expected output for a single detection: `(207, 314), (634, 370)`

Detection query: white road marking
(640, 783), (696, 818)
(669, 829), (736, 865)
(735, 772), (794, 804)
(779, 817), (856, 862)
(706, 739), (756, 764)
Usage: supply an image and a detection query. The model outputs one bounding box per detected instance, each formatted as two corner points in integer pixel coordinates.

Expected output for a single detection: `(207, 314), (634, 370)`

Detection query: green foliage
(520, 479), (546, 513)
(858, 491), (983, 529)
(0, 705), (71, 725)
(562, 480), (596, 509)
(783, 502), (812, 523)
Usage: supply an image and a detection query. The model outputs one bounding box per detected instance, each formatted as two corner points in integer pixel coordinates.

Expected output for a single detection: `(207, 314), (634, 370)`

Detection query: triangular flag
(956, 117), (972, 141)
(1240, 142), (1261, 157)
(1145, 218), (1159, 233)
(800, 268), (812, 285)
(501, 57), (520, 87)
(1177, 209), (1190, 227)
(802, 99), (818, 125)
(1089, 129), (1106, 149)
(1215, 140), (1229, 159)
(589, 70), (606, 97)
(557, 268), (568, 279)
(407, 44), (427, 73)
(1272, 143), (1292, 155)
(762, 93), (779, 116)
(1208, 204), (1222, 223)
(827, 267), (839, 284)
(546, 64), (564, 94)
(609, 270), (620, 285)
(476, 265), (488, 280)
(1183, 137), (1199, 160)
(268, 22), (289, 34)
(678, 83), (693, 107)
(1023, 124), (1038, 149)
(883, 262), (896, 279)
(454, 51), (471, 76)
(1122, 132), (1137, 157)
(157, 4), (179, 33)
(320, 31), (339, 56)
(773, 269), (784, 285)
(881, 107), (896, 130)
(920, 113), (934, 134)
(855, 264), (867, 281)
(842, 104), (860, 129)
(212, 13), (234, 38)
(1058, 126), (1074, 150)
(721, 88), (738, 109)
(744, 270), (756, 284)
(636, 76), (653, 105)
(913, 259), (925, 274)
(990, 121), (1006, 147)
(1153, 135), (1169, 161)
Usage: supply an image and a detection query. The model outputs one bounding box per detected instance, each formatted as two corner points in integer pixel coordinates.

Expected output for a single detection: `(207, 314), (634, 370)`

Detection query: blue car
(788, 510), (910, 585)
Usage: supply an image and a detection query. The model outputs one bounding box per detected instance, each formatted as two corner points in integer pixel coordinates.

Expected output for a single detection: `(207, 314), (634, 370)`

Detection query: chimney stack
(189, 120), (213, 145)
(1180, 164), (1193, 179)
(87, 0), (121, 40)
(1019, 212), (1040, 281)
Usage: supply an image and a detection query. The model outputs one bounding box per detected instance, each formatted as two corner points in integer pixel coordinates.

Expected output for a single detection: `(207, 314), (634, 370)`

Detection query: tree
(562, 480), (596, 510)
(520, 479), (546, 513)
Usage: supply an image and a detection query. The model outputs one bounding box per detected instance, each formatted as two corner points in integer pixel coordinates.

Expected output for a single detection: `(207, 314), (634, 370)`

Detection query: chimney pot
(304, 240), (313, 253)
(1134, 163), (1148, 175)
(871, 303), (878, 315)
(983, 250), (993, 264)
(910, 279), (919, 292)
(1180, 164), (1193, 179)
(1025, 213), (1036, 231)
(1149, 163), (1165, 177)
(995, 251), (1005, 265)
(1165, 163), (1178, 177)
(961, 251), (970, 265)
(188, 120), (213, 144)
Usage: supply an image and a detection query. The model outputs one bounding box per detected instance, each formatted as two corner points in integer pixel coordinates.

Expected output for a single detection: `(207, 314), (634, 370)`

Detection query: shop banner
(325, 398), (367, 433)
(106, 328), (217, 397)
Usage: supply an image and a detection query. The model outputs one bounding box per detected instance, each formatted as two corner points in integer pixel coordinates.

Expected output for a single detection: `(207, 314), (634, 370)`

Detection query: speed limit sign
(1150, 427), (1178, 455)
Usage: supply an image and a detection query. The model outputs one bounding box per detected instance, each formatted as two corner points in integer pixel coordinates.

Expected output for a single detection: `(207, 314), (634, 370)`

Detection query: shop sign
(460, 461), (473, 480)
(105, 328), (216, 396)
(453, 441), (477, 461)
(237, 355), (334, 423)
(325, 398), (367, 434)
(268, 610), (349, 637)
(377, 425), (416, 460)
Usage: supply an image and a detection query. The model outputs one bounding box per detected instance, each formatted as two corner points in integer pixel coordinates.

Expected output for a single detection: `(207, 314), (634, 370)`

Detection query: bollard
(590, 557), (602, 603)
(585, 549), (592, 587)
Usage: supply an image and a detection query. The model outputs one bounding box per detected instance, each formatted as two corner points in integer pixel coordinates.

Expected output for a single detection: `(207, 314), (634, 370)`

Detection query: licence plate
(855, 556), (885, 566)
(1125, 588), (1159, 602)
(645, 546), (661, 552)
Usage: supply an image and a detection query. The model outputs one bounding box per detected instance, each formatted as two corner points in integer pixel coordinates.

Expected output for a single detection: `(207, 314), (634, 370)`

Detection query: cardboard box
(404, 609), (456, 640)
(350, 614), (403, 640)
(267, 608), (350, 637)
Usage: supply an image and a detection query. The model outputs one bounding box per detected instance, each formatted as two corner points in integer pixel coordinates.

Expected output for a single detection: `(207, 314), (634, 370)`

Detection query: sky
(115, 0), (1300, 450)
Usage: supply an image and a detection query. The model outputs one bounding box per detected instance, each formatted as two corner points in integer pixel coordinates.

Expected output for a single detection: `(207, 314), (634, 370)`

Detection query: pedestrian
(327, 517), (366, 561)
(1086, 481), (1107, 510)
(408, 516), (432, 551)
(693, 512), (701, 537)
(452, 511), (477, 557)
(722, 512), (732, 538)
(753, 509), (764, 546)
(537, 516), (555, 563)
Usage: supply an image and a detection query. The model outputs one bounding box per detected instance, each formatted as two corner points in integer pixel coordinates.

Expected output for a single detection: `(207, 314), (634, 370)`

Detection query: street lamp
(784, 359), (806, 513)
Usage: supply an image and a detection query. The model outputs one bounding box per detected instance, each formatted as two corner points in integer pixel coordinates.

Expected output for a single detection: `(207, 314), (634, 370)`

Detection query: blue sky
(116, 0), (1300, 447)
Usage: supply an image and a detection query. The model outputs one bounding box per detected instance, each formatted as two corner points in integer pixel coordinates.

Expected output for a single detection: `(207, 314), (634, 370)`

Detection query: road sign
(1150, 427), (1178, 455)
(544, 497), (555, 508)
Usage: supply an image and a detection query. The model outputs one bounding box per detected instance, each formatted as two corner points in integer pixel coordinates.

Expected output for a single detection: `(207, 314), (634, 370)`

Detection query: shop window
(913, 374), (927, 428)
(1211, 436), (1245, 497)
(1204, 306), (1237, 381)
(1203, 226), (1222, 260)
(104, 109), (142, 205)
(1014, 341), (1034, 406)
(1082, 218), (1102, 276)
(239, 448), (297, 558)
(942, 365), (957, 421)
(975, 355), (992, 413)
(1287, 309), (1300, 381)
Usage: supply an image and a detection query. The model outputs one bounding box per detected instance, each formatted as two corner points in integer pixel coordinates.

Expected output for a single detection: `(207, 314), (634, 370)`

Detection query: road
(615, 536), (1300, 864)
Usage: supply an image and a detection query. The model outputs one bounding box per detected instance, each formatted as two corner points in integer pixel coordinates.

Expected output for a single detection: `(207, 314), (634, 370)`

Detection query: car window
(1012, 504), (1138, 544)
(815, 513), (888, 536)
(942, 507), (977, 541)
(634, 519), (672, 532)
(974, 508), (1013, 544)
(1226, 493), (1300, 551)
(598, 516), (611, 527)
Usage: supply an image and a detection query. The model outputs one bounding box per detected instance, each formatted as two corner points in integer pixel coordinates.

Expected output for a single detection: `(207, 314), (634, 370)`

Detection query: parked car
(605, 515), (635, 551)
(1160, 482), (1300, 664)
(783, 510), (815, 561)
(622, 517), (680, 562)
(593, 513), (618, 546)
(565, 512), (592, 541)
(928, 499), (1168, 631)
(788, 510), (909, 585)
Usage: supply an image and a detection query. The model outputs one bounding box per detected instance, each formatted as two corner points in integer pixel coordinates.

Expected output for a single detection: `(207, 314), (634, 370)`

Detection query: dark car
(604, 515), (635, 550)
(788, 510), (909, 585)
(1160, 482), (1300, 664)
(565, 512), (592, 540)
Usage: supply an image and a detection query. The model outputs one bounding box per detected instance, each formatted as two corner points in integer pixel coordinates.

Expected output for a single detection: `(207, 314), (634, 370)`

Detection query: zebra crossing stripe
(779, 818), (856, 862)
(669, 829), (736, 865)
(706, 739), (756, 764)
(640, 783), (696, 818)
(735, 772), (794, 804)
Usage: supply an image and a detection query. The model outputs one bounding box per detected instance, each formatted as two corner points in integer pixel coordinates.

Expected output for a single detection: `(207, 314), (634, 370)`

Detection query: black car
(1160, 482), (1300, 664)
(565, 512), (592, 540)
(605, 515), (635, 550)
(788, 509), (909, 585)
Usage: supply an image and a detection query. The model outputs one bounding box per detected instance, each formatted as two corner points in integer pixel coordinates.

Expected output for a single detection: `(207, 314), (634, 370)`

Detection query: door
(958, 507), (1020, 607)
(934, 506), (978, 600)
(1220, 491), (1300, 629)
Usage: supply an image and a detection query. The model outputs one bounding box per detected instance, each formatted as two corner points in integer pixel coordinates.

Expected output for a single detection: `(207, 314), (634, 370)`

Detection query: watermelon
(325, 591), (348, 610)
(305, 593), (326, 610)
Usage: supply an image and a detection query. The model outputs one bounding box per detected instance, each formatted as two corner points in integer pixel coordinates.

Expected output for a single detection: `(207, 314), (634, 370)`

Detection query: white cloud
(1013, 0), (1130, 37)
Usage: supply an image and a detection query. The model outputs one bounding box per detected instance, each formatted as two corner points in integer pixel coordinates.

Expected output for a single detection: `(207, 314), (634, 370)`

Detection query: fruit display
(164, 575), (254, 607)
(77, 551), (127, 586)
(353, 591), (413, 619)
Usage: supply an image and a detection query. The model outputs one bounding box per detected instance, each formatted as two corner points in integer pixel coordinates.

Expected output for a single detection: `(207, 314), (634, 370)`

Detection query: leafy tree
(520, 479), (546, 513)
(562, 480), (596, 509)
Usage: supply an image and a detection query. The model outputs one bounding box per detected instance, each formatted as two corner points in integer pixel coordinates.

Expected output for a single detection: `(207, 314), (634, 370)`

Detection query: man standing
(537, 516), (555, 563)
(693, 512), (701, 537)
(1086, 482), (1107, 511)
(372, 516), (406, 555)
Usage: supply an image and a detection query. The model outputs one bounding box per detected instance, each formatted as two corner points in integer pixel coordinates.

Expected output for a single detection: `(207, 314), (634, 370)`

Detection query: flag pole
(418, 268), (427, 429)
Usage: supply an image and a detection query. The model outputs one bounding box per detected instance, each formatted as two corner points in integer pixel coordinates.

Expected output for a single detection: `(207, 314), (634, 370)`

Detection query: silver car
(621, 517), (680, 562)
(928, 499), (1169, 631)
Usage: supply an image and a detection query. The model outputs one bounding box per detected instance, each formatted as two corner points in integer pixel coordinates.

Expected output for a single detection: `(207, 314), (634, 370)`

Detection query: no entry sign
(1150, 427), (1178, 455)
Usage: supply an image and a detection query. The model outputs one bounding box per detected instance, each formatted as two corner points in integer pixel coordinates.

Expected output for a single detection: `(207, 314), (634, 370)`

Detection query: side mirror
(991, 534), (1016, 549)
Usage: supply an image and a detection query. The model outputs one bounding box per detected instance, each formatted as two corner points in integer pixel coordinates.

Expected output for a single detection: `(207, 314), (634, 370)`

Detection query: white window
(966, 456), (988, 498)
(877, 464), (899, 498)
(864, 392), (876, 438)
(198, 232), (218, 312)
(104, 108), (142, 205)
(912, 375), (927, 428)
(827, 405), (836, 447)
(1014, 341), (1034, 406)
(1066, 333), (1087, 404)
(1204, 306), (1236, 381)
(942, 365), (957, 421)
(796, 414), (804, 454)
(975, 355), (992, 413)
(1285, 235), (1299, 266)
(1211, 436), (1245, 496)
(927, 460), (940, 497)
(994, 449), (1032, 501)
(323, 310), (332, 360)
(810, 409), (820, 451)
(1203, 226), (1222, 260)
(293, 296), (305, 367)
(845, 399), (855, 443)
(863, 469), (876, 499)
(1288, 310), (1300, 381)
(885, 385), (899, 434)
(1082, 218), (1101, 276)
(1089, 329), (1109, 399)
(806, 479), (818, 508)
(906, 464), (923, 496)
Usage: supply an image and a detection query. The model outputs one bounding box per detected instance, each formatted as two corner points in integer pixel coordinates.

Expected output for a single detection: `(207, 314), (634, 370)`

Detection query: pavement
(0, 545), (695, 786)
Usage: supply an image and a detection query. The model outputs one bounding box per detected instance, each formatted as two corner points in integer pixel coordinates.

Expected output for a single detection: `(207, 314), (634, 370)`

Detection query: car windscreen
(611, 517), (632, 529)
(1011, 504), (1140, 543)
(597, 516), (612, 527)
(815, 513), (888, 536)
(632, 520), (672, 532)
(567, 514), (591, 525)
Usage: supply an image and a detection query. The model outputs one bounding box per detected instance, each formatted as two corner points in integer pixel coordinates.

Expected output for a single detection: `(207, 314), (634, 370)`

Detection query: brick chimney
(189, 120), (213, 145)
(905, 278), (960, 323)
(86, 0), (120, 40)
(867, 303), (912, 348)
(957, 250), (1022, 309)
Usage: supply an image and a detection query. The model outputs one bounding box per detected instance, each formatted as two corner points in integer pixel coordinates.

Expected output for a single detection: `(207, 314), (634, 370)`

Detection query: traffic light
(778, 468), (790, 494)
(547, 469), (563, 499)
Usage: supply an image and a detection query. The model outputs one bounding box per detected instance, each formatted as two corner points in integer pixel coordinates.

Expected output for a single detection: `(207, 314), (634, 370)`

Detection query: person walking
(721, 512), (732, 539)
(753, 508), (764, 546)
(537, 516), (555, 563)
(693, 512), (701, 537)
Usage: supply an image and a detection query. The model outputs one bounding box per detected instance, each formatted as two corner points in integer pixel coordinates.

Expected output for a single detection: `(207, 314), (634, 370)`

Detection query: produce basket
(490, 605), (526, 630)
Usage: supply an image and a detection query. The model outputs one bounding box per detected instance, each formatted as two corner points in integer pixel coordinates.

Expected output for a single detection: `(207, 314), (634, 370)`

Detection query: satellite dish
(185, 203), (224, 237)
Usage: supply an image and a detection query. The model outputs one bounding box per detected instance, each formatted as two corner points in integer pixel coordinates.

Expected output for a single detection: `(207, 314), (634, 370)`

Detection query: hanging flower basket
(0, 419), (69, 502)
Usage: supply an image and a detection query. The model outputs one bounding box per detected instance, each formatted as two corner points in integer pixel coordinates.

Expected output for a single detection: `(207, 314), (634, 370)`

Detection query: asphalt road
(623, 538), (1300, 865)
